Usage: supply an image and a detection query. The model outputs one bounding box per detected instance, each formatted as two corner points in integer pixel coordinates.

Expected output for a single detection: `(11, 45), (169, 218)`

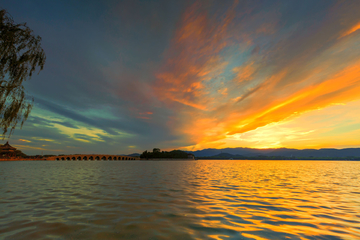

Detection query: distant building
(0, 141), (17, 158)
(187, 153), (195, 159)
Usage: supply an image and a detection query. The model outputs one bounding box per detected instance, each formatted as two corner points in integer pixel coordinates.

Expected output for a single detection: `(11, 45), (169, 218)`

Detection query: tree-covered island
(140, 148), (194, 159)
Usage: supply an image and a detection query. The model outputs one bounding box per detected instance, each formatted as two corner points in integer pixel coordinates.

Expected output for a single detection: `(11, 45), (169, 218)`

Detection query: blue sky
(2, 0), (360, 155)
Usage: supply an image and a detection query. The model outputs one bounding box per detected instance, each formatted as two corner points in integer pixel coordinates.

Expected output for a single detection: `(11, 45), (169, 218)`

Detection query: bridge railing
(46, 155), (140, 161)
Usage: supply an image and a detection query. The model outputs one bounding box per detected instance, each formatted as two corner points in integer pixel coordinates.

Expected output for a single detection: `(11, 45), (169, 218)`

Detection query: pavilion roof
(1, 141), (16, 150)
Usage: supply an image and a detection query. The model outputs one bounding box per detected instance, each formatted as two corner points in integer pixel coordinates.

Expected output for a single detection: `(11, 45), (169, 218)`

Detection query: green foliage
(140, 148), (189, 159)
(0, 9), (46, 137)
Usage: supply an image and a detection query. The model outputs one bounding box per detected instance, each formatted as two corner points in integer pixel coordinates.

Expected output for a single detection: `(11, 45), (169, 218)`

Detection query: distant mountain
(188, 147), (360, 158)
(127, 153), (140, 157)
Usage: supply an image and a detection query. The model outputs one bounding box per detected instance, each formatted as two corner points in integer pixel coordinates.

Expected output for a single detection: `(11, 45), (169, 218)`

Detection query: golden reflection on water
(0, 160), (359, 240)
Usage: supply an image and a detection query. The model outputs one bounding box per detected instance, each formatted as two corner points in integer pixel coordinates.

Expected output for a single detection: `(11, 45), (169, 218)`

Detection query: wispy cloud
(340, 21), (360, 38)
(3, 0), (360, 154)
(154, 0), (360, 150)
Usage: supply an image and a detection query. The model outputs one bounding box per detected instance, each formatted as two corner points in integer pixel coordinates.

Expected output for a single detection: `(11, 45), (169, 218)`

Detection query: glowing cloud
(340, 21), (360, 38)
(154, 1), (360, 150)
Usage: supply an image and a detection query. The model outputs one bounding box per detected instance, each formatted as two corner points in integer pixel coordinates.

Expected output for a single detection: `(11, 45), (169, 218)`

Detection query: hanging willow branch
(0, 9), (46, 138)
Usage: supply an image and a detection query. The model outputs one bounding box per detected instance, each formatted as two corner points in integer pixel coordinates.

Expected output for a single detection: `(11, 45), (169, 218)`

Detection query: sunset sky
(2, 0), (360, 155)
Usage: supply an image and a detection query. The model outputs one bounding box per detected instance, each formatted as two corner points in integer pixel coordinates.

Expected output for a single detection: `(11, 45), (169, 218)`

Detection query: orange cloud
(185, 59), (360, 149)
(136, 111), (154, 119)
(233, 61), (256, 83)
(340, 21), (360, 38)
(153, 1), (237, 112)
(153, 0), (360, 150)
(218, 88), (228, 96)
(222, 99), (360, 150)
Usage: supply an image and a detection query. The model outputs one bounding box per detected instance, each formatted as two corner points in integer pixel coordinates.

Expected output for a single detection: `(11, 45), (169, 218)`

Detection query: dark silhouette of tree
(141, 150), (149, 159)
(140, 148), (189, 159)
(0, 9), (46, 137)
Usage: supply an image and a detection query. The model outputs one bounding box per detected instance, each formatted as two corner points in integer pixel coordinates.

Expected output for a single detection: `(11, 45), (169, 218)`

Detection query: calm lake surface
(0, 160), (359, 240)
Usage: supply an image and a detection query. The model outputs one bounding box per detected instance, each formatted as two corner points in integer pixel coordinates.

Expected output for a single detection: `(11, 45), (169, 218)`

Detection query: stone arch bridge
(46, 154), (140, 161)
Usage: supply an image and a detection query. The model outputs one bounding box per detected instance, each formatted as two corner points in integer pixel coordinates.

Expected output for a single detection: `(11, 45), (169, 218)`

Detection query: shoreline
(1, 159), (359, 162)
(142, 158), (196, 161)
(0, 159), (46, 161)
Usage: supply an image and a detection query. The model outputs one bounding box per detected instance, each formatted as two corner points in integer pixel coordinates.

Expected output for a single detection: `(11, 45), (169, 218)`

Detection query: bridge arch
(48, 154), (138, 161)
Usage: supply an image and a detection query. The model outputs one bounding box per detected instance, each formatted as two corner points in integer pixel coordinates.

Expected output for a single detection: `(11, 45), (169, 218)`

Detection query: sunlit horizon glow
(2, 0), (360, 155)
(157, 2), (360, 152)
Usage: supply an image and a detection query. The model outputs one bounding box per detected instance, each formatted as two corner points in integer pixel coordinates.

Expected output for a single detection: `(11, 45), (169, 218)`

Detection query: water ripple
(0, 160), (359, 239)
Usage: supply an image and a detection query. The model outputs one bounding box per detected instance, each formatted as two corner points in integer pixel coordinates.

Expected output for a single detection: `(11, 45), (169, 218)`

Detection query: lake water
(0, 160), (359, 240)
